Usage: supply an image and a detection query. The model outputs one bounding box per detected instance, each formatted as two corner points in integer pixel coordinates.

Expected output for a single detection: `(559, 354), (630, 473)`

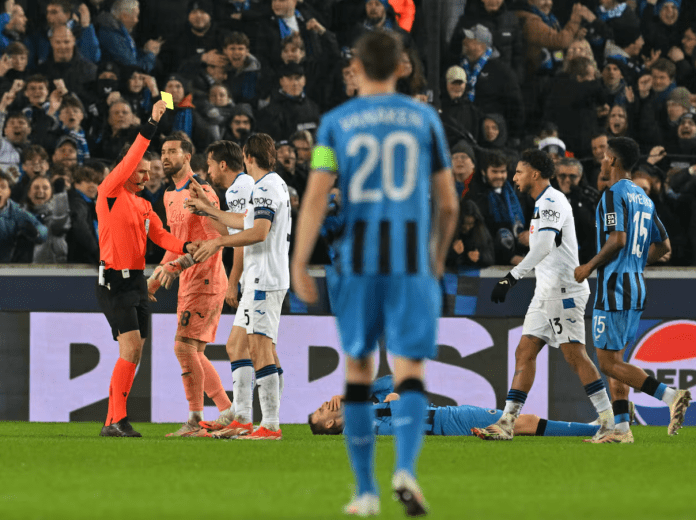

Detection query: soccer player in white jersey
(472, 149), (615, 441)
(193, 134), (291, 440)
(183, 140), (260, 435)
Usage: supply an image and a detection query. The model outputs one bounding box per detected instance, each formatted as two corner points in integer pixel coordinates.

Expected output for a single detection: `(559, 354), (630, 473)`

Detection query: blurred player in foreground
(309, 376), (603, 438)
(97, 101), (198, 437)
(291, 30), (458, 517)
(147, 134), (233, 437)
(472, 150), (615, 442)
(192, 134), (291, 440)
(575, 137), (691, 443)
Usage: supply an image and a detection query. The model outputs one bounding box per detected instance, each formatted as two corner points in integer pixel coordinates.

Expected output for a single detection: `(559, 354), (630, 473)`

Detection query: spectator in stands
(199, 83), (235, 142)
(10, 144), (50, 202)
(643, 85), (691, 147)
(601, 57), (630, 107)
(255, 0), (339, 70)
(36, 24), (97, 101)
(589, 0), (640, 57)
(513, 0), (591, 78)
(554, 157), (598, 263)
(582, 131), (608, 187)
(450, 140), (477, 199)
(538, 136), (566, 163)
(97, 0), (162, 73)
(396, 46), (427, 100)
(0, 111), (31, 176)
(222, 102), (254, 147)
(544, 56), (606, 157)
(275, 139), (308, 197)
(562, 38), (598, 75)
(49, 162), (74, 192)
(439, 65), (481, 147)
(606, 103), (632, 139)
(348, 0), (412, 48)
(669, 112), (696, 155)
(256, 62), (320, 141)
(446, 198), (494, 269)
(119, 68), (157, 122)
(214, 0), (266, 44)
(480, 113), (518, 165)
(25, 0), (100, 67)
(459, 24), (525, 142)
(290, 129), (312, 168)
(449, 0), (525, 83)
(161, 0), (224, 67)
(14, 75), (54, 148)
(81, 61), (122, 138)
(51, 94), (89, 164)
(650, 57), (677, 108)
(89, 98), (138, 161)
(0, 169), (47, 263)
(67, 164), (100, 264)
(466, 151), (529, 265)
(642, 0), (682, 56)
(604, 24), (645, 86)
(0, 42), (29, 93)
(52, 135), (78, 167)
(671, 26), (696, 92)
(155, 74), (212, 152)
(0, 2), (27, 53)
(12, 174), (70, 263)
(221, 32), (262, 108)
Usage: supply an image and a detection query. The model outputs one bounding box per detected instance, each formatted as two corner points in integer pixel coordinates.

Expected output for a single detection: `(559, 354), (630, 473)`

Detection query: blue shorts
(329, 274), (441, 360)
(433, 405), (504, 436)
(592, 309), (642, 351)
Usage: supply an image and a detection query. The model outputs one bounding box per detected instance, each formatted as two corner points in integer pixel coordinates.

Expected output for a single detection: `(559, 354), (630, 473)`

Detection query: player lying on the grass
(308, 376), (602, 437)
(473, 149), (615, 443)
(147, 134), (233, 437)
(574, 137), (691, 444)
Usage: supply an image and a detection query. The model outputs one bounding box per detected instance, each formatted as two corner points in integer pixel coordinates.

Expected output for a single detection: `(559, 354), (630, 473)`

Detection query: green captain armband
(311, 145), (338, 173)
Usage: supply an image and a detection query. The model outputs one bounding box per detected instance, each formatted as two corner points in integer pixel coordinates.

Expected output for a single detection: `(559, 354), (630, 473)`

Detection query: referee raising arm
(97, 100), (199, 438)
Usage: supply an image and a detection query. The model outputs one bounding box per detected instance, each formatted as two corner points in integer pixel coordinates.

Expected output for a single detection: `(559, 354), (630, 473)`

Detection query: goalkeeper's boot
(392, 470), (428, 517)
(100, 417), (142, 438)
(199, 410), (235, 431)
(343, 493), (380, 517)
(238, 425), (282, 440)
(471, 412), (515, 440)
(587, 429), (634, 444)
(165, 420), (203, 437)
(668, 389), (691, 436)
(209, 420), (253, 439)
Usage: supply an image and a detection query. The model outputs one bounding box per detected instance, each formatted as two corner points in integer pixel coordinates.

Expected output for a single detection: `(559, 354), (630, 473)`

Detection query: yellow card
(161, 91), (174, 109)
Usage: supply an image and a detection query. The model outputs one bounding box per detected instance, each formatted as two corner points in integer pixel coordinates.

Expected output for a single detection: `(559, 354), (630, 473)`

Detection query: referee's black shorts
(96, 270), (149, 341)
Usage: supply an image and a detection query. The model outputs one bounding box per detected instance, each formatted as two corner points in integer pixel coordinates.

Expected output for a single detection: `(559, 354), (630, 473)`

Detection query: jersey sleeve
(146, 207), (185, 254)
(371, 376), (395, 402)
(311, 116), (338, 175)
(535, 196), (564, 234)
(603, 188), (627, 233)
(253, 181), (282, 223)
(650, 212), (669, 244)
(98, 133), (151, 197)
(428, 107), (452, 174)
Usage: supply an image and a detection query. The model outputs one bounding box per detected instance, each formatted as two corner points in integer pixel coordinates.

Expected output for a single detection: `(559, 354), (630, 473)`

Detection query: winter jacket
(0, 198), (47, 262)
(256, 91), (321, 141)
(67, 187), (99, 264)
(30, 192), (70, 264)
(439, 94), (483, 147)
(25, 21), (101, 68)
(96, 12), (156, 72)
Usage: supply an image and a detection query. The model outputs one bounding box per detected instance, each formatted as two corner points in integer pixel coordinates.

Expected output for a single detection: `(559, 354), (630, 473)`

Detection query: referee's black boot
(100, 417), (142, 437)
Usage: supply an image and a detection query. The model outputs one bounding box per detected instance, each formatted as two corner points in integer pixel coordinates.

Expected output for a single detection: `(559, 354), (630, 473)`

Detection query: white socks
(661, 387), (677, 406)
(257, 372), (280, 431)
(232, 365), (254, 424)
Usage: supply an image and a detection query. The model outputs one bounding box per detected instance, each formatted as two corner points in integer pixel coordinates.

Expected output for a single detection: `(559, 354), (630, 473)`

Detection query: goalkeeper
(148, 134), (233, 437)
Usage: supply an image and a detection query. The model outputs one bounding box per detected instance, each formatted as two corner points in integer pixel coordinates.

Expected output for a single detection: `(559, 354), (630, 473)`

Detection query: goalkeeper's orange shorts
(176, 291), (225, 343)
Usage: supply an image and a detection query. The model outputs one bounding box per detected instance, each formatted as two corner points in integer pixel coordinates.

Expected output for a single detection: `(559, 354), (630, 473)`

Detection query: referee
(97, 100), (198, 437)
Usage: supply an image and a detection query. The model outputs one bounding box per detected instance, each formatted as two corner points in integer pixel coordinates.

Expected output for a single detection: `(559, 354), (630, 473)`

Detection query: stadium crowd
(2, 0), (696, 268)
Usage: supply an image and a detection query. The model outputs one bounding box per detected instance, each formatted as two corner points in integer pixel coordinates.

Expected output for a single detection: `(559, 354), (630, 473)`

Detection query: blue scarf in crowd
(487, 181), (526, 230)
(232, 0), (250, 11)
(278, 10), (302, 40)
(174, 108), (193, 137)
(597, 2), (627, 21)
(529, 4), (559, 29)
(461, 47), (493, 102)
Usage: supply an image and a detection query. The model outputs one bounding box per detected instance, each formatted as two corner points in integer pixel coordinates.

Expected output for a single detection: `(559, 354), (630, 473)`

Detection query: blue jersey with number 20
(313, 93), (451, 277)
(594, 179), (668, 311)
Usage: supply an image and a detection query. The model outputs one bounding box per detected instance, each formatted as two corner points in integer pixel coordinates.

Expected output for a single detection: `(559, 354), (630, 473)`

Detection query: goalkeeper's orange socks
(106, 357), (137, 425)
(198, 352), (232, 411)
(175, 341), (205, 411)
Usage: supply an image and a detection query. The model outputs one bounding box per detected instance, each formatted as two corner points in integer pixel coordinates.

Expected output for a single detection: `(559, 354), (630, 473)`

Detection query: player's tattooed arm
(575, 230), (626, 282)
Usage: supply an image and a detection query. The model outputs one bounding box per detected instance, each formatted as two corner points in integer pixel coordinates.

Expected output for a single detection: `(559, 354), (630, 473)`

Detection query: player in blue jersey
(291, 30), (458, 517)
(308, 376), (602, 438)
(575, 137), (691, 443)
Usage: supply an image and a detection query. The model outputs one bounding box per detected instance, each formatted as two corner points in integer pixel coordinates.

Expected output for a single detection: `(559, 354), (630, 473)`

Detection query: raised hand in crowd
(144, 38), (164, 56)
(75, 3), (90, 28)
(0, 79), (24, 111)
(647, 146), (667, 165)
(668, 46), (685, 63)
(625, 86), (635, 104)
(643, 49), (661, 69)
(201, 50), (228, 68)
(306, 18), (326, 35)
(638, 74), (653, 99)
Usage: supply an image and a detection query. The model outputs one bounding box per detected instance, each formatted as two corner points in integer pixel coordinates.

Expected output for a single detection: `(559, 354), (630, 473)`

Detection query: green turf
(0, 423), (693, 520)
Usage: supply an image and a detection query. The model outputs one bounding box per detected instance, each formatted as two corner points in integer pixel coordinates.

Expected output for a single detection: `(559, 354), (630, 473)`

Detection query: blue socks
(344, 384), (377, 496)
(537, 418), (600, 437)
(393, 379), (427, 477)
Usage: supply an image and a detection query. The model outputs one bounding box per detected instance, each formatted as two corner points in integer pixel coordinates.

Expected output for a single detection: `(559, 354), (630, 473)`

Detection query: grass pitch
(0, 423), (692, 520)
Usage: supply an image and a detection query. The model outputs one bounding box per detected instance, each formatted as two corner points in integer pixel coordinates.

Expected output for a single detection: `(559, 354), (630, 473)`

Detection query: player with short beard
(473, 149), (615, 443)
(147, 134), (233, 437)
